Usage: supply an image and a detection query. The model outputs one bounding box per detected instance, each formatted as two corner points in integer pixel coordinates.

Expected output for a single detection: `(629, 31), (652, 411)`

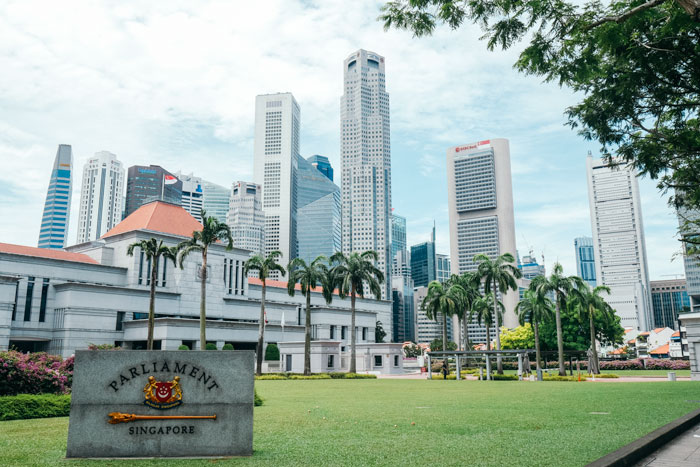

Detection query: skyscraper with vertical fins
(38, 144), (73, 249)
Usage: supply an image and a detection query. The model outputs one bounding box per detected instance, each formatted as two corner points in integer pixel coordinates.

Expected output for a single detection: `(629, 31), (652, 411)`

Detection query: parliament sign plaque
(66, 350), (254, 458)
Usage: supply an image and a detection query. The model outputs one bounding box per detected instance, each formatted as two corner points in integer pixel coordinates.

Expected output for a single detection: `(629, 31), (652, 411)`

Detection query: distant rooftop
(0, 242), (98, 265)
(102, 201), (203, 239)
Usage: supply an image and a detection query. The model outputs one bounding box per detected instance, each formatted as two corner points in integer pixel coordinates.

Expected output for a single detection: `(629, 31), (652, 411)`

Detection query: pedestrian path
(635, 422), (700, 466)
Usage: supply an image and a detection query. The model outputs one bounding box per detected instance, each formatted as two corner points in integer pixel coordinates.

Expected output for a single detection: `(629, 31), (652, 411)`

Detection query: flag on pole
(164, 174), (178, 185)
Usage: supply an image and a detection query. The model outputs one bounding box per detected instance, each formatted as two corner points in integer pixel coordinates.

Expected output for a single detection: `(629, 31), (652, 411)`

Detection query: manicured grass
(2, 380), (700, 466)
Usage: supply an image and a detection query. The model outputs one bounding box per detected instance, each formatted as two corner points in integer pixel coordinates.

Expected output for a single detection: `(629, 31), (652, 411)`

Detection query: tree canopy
(538, 301), (625, 351)
(380, 0), (700, 212)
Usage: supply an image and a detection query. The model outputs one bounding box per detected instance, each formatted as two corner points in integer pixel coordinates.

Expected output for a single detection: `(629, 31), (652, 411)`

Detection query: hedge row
(0, 394), (71, 421)
(255, 372), (377, 380)
(432, 358), (689, 372)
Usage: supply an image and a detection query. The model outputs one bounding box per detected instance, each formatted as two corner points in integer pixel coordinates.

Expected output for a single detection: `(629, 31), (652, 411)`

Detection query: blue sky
(0, 0), (685, 280)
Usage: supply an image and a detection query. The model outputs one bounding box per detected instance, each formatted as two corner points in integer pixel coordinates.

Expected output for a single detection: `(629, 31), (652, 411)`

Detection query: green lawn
(2, 379), (700, 466)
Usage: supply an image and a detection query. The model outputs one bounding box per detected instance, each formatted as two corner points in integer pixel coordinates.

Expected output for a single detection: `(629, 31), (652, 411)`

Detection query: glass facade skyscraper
(202, 180), (231, 224)
(391, 213), (406, 265)
(228, 181), (264, 255)
(574, 237), (596, 287)
(307, 155), (333, 181)
(296, 155), (341, 263)
(125, 165), (182, 217)
(678, 207), (700, 313)
(38, 144), (73, 249)
(410, 241), (436, 288)
(650, 279), (690, 329)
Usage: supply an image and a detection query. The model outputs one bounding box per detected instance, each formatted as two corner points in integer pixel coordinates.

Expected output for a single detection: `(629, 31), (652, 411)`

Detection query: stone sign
(66, 350), (254, 458)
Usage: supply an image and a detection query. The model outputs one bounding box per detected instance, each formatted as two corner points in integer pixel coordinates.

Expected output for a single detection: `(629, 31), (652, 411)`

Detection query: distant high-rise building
(447, 138), (518, 346)
(202, 180), (231, 224)
(436, 254), (451, 283)
(125, 165), (182, 217)
(296, 155), (341, 263)
(38, 144), (73, 249)
(519, 254), (546, 280)
(176, 172), (204, 222)
(341, 49), (392, 299)
(392, 248), (411, 278)
(392, 275), (414, 343)
(414, 286), (453, 344)
(254, 93), (300, 275)
(650, 279), (690, 329)
(574, 237), (596, 287)
(678, 207), (700, 313)
(227, 181), (264, 255)
(76, 151), (125, 243)
(411, 241), (436, 288)
(391, 213), (406, 265)
(307, 155), (333, 181)
(586, 154), (652, 330)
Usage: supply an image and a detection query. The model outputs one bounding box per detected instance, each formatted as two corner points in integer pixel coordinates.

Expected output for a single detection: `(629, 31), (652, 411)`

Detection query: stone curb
(587, 407), (700, 467)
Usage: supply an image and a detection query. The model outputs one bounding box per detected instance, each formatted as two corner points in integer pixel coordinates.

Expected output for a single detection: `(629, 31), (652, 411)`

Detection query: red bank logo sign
(454, 140), (490, 153)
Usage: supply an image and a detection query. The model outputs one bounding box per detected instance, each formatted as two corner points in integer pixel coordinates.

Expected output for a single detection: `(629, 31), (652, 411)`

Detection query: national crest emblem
(143, 376), (183, 409)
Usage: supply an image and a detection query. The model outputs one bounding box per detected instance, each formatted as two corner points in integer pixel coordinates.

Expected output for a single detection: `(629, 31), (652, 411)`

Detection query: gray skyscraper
(124, 165), (182, 217)
(574, 236), (596, 287)
(176, 172), (204, 223)
(410, 241), (436, 288)
(391, 213), (406, 265)
(202, 180), (231, 224)
(227, 181), (265, 255)
(307, 155), (333, 181)
(296, 155), (341, 263)
(678, 207), (700, 313)
(341, 49), (392, 299)
(38, 144), (73, 249)
(76, 151), (125, 243)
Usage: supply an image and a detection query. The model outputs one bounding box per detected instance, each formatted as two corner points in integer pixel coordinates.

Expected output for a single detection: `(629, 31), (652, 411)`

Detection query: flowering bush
(599, 358), (689, 370)
(0, 351), (73, 396)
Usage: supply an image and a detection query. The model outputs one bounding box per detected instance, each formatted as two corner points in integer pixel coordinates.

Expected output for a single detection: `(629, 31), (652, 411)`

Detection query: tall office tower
(227, 181), (265, 255)
(518, 253), (546, 280)
(253, 93), (300, 276)
(650, 279), (690, 329)
(38, 145), (73, 249)
(447, 138), (518, 327)
(176, 172), (204, 222)
(586, 154), (652, 330)
(436, 254), (451, 283)
(341, 49), (392, 299)
(678, 207), (700, 313)
(124, 165), (182, 217)
(414, 286), (453, 344)
(76, 151), (125, 243)
(307, 155), (333, 181)
(296, 155), (341, 263)
(392, 248), (411, 277)
(392, 275), (414, 343)
(411, 241), (436, 287)
(574, 237), (597, 287)
(390, 213), (406, 265)
(202, 180), (231, 224)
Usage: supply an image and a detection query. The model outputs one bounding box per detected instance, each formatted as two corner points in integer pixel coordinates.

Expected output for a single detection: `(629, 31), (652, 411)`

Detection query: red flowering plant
(0, 351), (73, 396)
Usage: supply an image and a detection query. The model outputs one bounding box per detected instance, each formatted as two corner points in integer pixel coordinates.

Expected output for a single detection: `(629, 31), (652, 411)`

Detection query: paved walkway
(635, 422), (700, 466)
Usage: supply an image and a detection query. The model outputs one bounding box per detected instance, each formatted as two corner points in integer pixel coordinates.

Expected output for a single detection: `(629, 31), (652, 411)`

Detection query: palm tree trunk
(350, 284), (357, 374)
(148, 255), (157, 350)
(200, 250), (207, 350)
(462, 316), (471, 351)
(589, 309), (600, 374)
(457, 318), (463, 351)
(534, 319), (542, 372)
(485, 323), (491, 376)
(442, 312), (448, 354)
(256, 282), (266, 376)
(555, 294), (566, 376)
(304, 290), (311, 376)
(494, 291), (503, 374)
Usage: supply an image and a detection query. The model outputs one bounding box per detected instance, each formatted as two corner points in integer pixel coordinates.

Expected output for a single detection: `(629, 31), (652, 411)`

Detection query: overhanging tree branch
(586, 0), (667, 30)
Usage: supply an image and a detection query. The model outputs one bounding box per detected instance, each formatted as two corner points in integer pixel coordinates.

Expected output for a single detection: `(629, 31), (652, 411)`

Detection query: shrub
(0, 394), (71, 421)
(255, 375), (287, 380)
(265, 343), (280, 360)
(87, 343), (120, 350)
(343, 373), (377, 379)
(491, 374), (518, 381)
(542, 375), (587, 382)
(289, 374), (332, 380)
(431, 374), (456, 380)
(0, 351), (73, 396)
(178, 345), (190, 350)
(205, 343), (218, 350)
(222, 344), (234, 350)
(593, 373), (619, 378)
(254, 389), (263, 407)
(599, 358), (689, 371)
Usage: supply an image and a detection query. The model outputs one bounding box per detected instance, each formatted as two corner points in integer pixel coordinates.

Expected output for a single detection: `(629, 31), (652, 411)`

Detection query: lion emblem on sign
(143, 376), (183, 409)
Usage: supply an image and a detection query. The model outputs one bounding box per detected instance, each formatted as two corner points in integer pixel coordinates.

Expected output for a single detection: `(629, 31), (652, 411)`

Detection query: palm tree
(287, 256), (332, 375)
(535, 262), (586, 376)
(422, 280), (464, 356)
(515, 278), (554, 373)
(474, 253), (522, 374)
(243, 251), (286, 376)
(571, 284), (614, 374)
(330, 251), (384, 374)
(447, 272), (481, 351)
(177, 211), (233, 350)
(472, 292), (504, 372)
(127, 238), (178, 350)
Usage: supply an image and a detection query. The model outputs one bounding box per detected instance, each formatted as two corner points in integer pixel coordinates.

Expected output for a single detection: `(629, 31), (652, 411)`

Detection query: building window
(394, 355), (399, 367)
(328, 355), (335, 368)
(146, 257), (152, 285)
(24, 277), (35, 321)
(362, 327), (367, 341)
(116, 311), (125, 331)
(138, 251), (144, 284)
(11, 280), (19, 321)
(341, 326), (347, 339)
(133, 312), (148, 320)
(330, 325), (336, 339)
(161, 258), (167, 287)
(374, 355), (383, 367)
(39, 278), (49, 322)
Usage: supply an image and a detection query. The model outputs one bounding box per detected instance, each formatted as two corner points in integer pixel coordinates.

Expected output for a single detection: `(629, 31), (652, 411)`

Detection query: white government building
(0, 201), (400, 372)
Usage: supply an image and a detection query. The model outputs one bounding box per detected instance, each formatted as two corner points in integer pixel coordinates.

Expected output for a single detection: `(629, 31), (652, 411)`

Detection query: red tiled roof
(653, 327), (665, 334)
(102, 201), (203, 239)
(671, 331), (680, 337)
(627, 339), (636, 344)
(624, 329), (633, 333)
(610, 347), (627, 355)
(639, 331), (650, 336)
(0, 242), (98, 265)
(248, 277), (340, 295)
(649, 344), (670, 355)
